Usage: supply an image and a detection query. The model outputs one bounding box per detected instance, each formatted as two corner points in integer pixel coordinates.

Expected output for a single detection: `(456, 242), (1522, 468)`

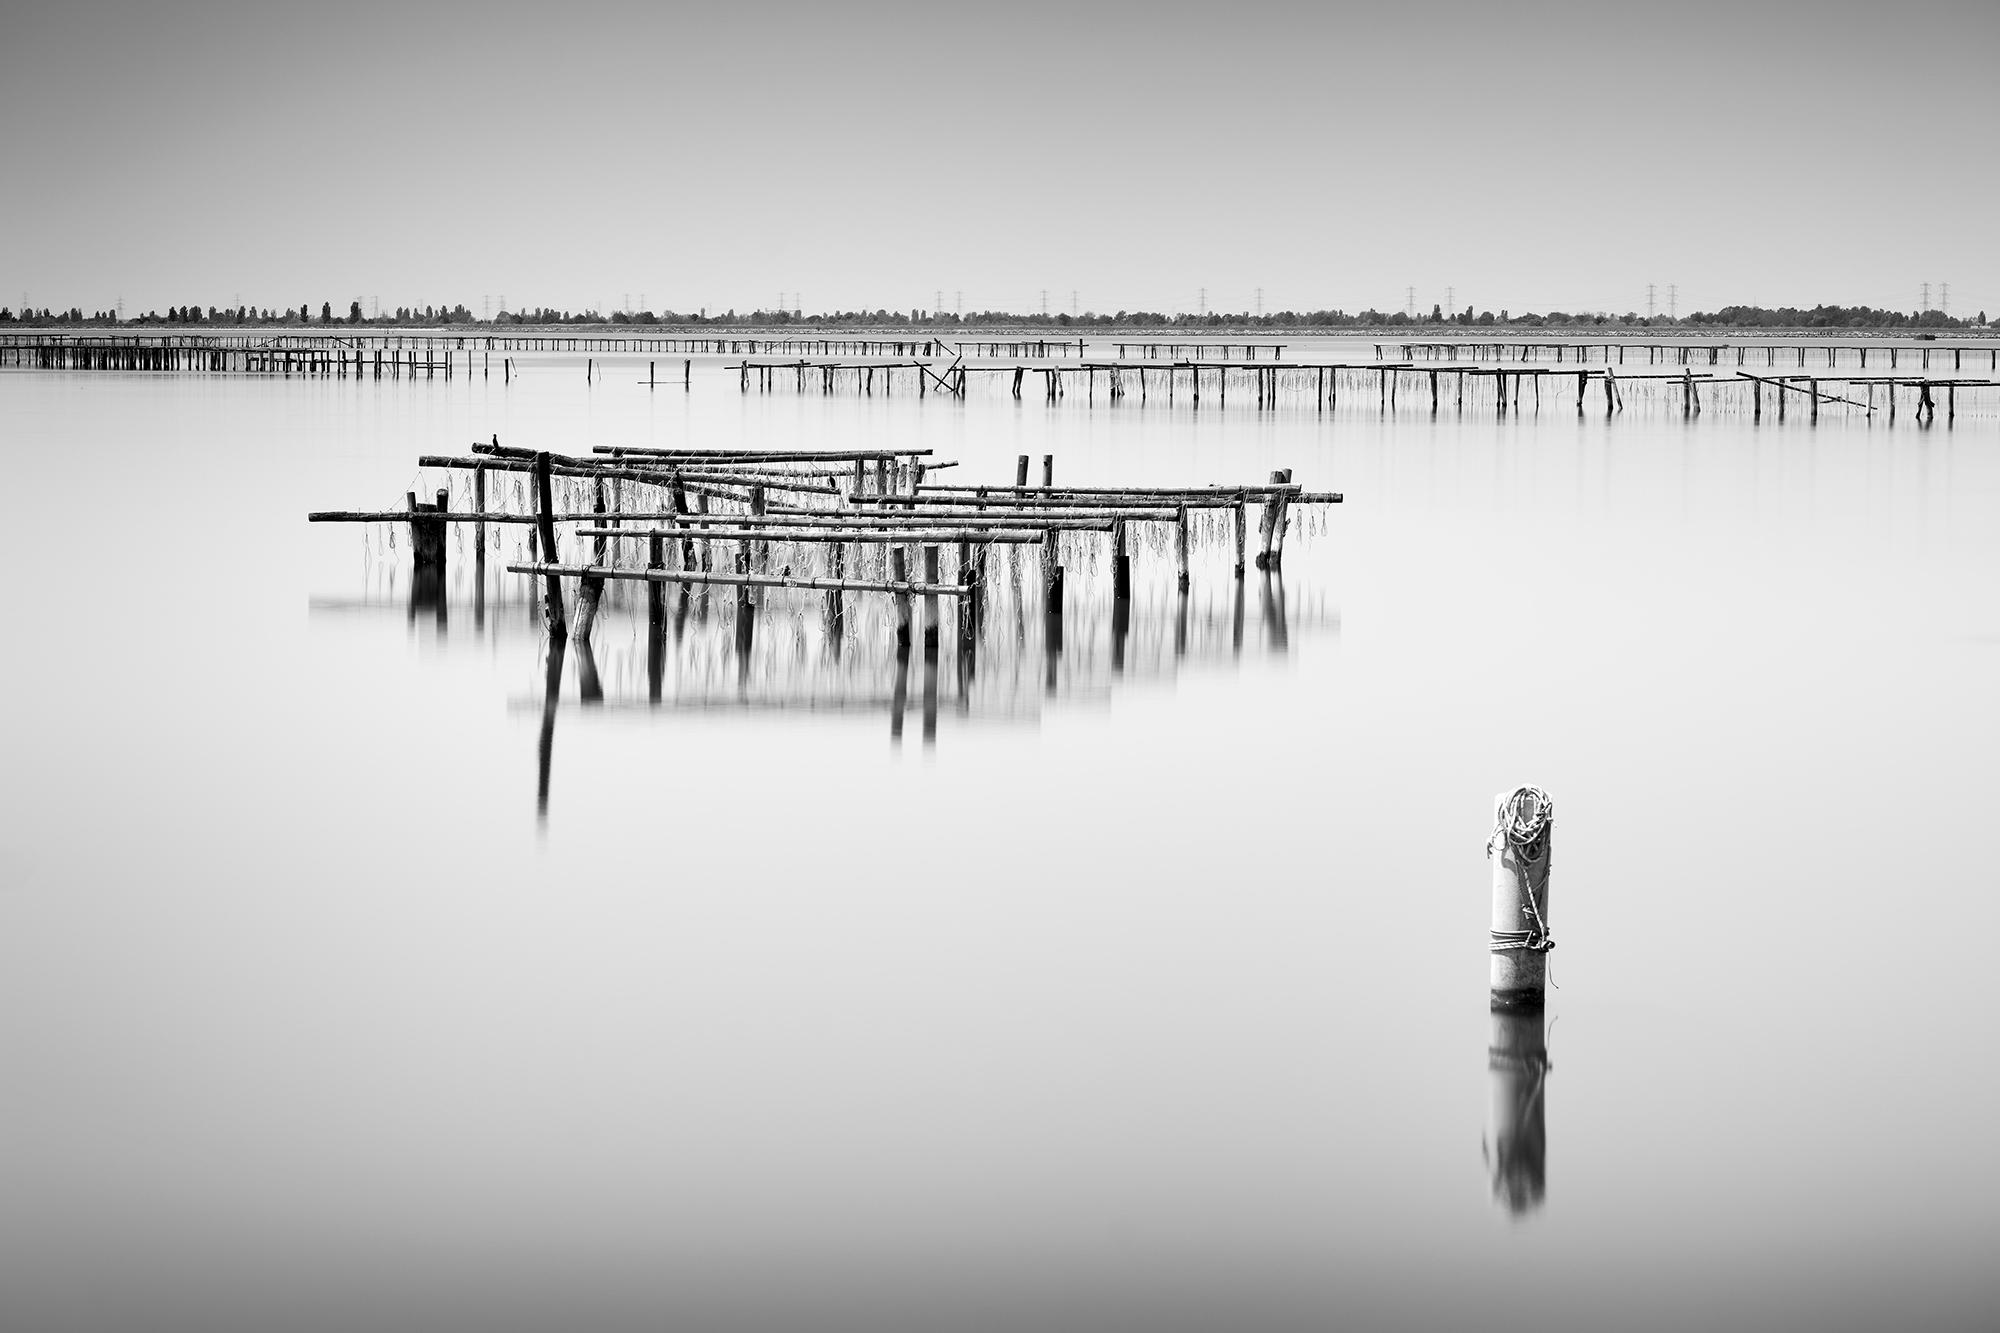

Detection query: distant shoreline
(3, 323), (1995, 342)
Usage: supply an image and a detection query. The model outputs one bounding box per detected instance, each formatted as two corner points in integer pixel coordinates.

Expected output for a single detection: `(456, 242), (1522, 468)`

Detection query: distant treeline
(1, 301), (1988, 331)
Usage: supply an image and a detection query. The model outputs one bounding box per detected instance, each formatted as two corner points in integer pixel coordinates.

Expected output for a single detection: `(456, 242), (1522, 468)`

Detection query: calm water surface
(4, 341), (1997, 1331)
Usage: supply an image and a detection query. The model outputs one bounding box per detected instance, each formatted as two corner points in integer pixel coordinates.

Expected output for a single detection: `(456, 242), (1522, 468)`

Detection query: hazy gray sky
(4, 0), (1993, 317)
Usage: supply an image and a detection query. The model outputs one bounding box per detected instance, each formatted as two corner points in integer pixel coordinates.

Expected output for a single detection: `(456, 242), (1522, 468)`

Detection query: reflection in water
(536, 637), (565, 824)
(408, 563), (447, 634)
(1484, 1008), (1551, 1216)
(313, 560), (1337, 820)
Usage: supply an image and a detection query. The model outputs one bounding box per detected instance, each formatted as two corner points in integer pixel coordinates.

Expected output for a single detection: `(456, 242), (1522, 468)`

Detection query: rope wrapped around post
(1487, 785), (1555, 1010)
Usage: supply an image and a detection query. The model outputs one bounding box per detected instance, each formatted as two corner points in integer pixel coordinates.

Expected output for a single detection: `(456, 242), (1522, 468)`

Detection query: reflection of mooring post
(1484, 1008), (1550, 1216)
(536, 638), (565, 822)
(1111, 519), (1131, 602)
(531, 452), (567, 640)
(1489, 786), (1556, 1011)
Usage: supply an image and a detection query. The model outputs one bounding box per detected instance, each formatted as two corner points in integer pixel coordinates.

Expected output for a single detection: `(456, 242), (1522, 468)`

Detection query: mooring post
(1175, 504), (1191, 591)
(1232, 496), (1248, 578)
(1016, 454), (1030, 487)
(407, 489), (448, 571)
(531, 451), (567, 640)
(1489, 786), (1554, 1011)
(472, 461), (487, 562)
(1040, 530), (1063, 619)
(1041, 454), (1054, 488)
(826, 541), (847, 646)
(890, 548), (913, 648)
(922, 546), (941, 660)
(1254, 469), (1291, 570)
(573, 481), (607, 642)
(734, 542), (753, 628)
(646, 522), (666, 633)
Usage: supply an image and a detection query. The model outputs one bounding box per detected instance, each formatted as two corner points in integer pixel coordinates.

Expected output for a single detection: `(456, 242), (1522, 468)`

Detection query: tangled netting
(1486, 785), (1555, 955)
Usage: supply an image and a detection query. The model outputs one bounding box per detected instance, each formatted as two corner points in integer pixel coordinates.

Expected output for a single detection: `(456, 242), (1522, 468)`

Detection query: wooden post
(1489, 786), (1554, 1011)
(826, 541), (847, 644)
(1016, 454), (1030, 487)
(472, 462), (487, 561)
(532, 451), (567, 640)
(1111, 519), (1131, 601)
(1174, 504), (1190, 591)
(1041, 454), (1053, 488)
(1233, 498), (1248, 578)
(573, 481), (608, 641)
(646, 521), (666, 632)
(890, 548), (913, 647)
(1254, 469), (1291, 569)
(1040, 530), (1062, 618)
(922, 546), (940, 659)
(407, 488), (448, 570)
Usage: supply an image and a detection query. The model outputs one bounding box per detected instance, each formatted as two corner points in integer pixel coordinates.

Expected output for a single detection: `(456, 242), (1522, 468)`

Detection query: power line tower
(1646, 284), (1657, 319)
(1256, 287), (1264, 317)
(1446, 286), (1455, 316)
(1198, 287), (1207, 317)
(1040, 289), (1048, 317)
(1940, 282), (1949, 315)
(1920, 282), (1931, 313)
(1405, 286), (1415, 318)
(955, 290), (962, 318)
(1667, 284), (1678, 320)
(935, 289), (943, 319)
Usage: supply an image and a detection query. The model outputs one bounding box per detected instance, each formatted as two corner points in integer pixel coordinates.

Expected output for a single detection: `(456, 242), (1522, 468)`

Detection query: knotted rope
(1487, 785), (1555, 955)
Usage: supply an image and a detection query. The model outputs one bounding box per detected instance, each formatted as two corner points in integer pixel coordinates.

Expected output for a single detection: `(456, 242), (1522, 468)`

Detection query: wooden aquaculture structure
(309, 440), (1346, 677)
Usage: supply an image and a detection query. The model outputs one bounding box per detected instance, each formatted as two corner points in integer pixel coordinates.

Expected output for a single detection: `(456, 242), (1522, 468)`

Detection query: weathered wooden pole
(826, 541), (847, 648)
(890, 548), (913, 648)
(573, 481), (608, 642)
(532, 452), (567, 640)
(407, 488), (449, 570)
(922, 546), (941, 660)
(1254, 469), (1291, 569)
(1042, 454), (1054, 488)
(1488, 786), (1554, 1011)
(1016, 454), (1030, 487)
(646, 521), (666, 634)
(1174, 504), (1190, 591)
(1040, 529), (1063, 618)
(1111, 519), (1131, 601)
